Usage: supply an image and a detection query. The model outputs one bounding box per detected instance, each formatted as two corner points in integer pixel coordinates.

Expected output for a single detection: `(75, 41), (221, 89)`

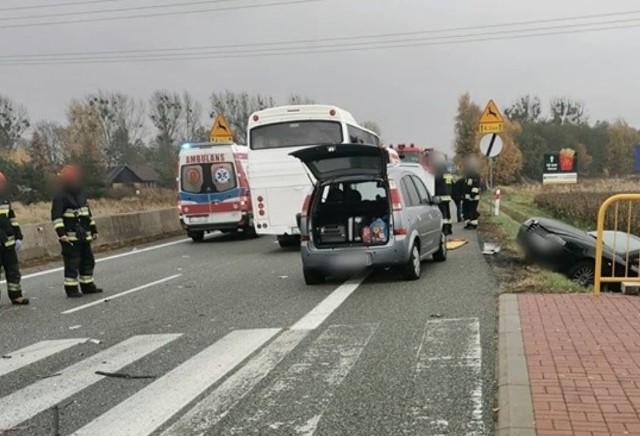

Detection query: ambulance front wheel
(188, 230), (205, 242)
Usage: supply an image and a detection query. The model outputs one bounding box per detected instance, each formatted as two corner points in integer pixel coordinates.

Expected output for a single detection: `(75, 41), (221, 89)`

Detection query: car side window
(410, 176), (431, 204)
(401, 176), (420, 207)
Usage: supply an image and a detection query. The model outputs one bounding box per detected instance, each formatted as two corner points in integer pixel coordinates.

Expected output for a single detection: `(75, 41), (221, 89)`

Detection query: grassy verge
(479, 199), (585, 294)
(13, 189), (177, 224)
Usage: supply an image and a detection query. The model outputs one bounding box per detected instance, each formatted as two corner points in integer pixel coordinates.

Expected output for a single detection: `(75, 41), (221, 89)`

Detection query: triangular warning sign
(209, 114), (234, 143)
(479, 100), (504, 125)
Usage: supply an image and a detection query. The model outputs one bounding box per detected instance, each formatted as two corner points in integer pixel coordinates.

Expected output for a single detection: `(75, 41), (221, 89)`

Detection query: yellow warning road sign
(478, 100), (504, 133)
(209, 114), (234, 143)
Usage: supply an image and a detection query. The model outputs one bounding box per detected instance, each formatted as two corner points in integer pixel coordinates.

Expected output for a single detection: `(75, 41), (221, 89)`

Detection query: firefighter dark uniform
(452, 177), (466, 223)
(463, 167), (482, 230)
(0, 198), (28, 305)
(434, 165), (454, 235)
(51, 188), (102, 298)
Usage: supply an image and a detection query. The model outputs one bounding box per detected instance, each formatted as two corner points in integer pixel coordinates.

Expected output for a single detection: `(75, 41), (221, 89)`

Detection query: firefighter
(434, 156), (454, 235)
(462, 155), (482, 230)
(51, 165), (103, 298)
(452, 176), (466, 223)
(0, 173), (29, 305)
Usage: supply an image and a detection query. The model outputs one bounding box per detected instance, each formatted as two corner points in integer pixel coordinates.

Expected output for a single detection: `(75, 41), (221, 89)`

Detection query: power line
(0, 0), (267, 22)
(0, 0), (128, 12)
(2, 8), (640, 59)
(0, 0), (326, 29)
(1, 19), (639, 66)
(1, 14), (640, 60)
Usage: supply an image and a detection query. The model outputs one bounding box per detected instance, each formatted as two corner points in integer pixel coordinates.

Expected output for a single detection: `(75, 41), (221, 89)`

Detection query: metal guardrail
(594, 194), (640, 296)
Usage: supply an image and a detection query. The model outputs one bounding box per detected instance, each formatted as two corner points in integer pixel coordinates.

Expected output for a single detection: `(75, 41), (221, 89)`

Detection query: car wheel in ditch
(303, 269), (325, 285)
(567, 260), (595, 286)
(433, 233), (447, 262)
(403, 243), (421, 281)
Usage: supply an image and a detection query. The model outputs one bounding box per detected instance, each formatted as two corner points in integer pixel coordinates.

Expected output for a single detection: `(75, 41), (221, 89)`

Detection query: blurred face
(60, 166), (83, 190)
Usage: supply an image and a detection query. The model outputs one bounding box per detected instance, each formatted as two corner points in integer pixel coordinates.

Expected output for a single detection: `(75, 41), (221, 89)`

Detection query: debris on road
(95, 371), (157, 380)
(278, 275), (288, 279)
(446, 239), (468, 250)
(482, 243), (501, 255)
(88, 339), (102, 345)
(68, 325), (82, 330)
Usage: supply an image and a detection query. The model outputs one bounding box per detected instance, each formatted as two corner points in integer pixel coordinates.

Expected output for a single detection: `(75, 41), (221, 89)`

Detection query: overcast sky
(1, 0), (640, 153)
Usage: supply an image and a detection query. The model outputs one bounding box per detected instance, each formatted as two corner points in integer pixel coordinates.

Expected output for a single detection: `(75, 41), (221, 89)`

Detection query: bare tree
(550, 98), (587, 126)
(86, 91), (146, 166)
(210, 91), (276, 143)
(181, 92), (207, 143)
(28, 121), (65, 169)
(0, 95), (30, 152)
(287, 94), (315, 105)
(63, 101), (104, 163)
(505, 95), (542, 123)
(360, 120), (382, 135)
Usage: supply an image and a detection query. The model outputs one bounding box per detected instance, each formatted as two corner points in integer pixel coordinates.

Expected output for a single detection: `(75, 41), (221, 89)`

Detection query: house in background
(106, 165), (161, 189)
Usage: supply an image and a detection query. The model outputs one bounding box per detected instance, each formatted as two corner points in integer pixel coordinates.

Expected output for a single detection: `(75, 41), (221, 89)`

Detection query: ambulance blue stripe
(179, 188), (241, 204)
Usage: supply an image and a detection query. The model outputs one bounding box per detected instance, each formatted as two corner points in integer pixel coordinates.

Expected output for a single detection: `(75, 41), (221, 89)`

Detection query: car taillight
(389, 182), (403, 211)
(301, 235), (310, 242)
(394, 228), (408, 236)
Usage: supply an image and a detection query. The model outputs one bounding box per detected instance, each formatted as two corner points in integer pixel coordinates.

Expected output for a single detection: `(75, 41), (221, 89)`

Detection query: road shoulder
(497, 294), (536, 435)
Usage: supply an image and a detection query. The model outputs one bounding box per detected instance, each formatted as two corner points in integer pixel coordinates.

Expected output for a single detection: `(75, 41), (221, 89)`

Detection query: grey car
(290, 144), (447, 285)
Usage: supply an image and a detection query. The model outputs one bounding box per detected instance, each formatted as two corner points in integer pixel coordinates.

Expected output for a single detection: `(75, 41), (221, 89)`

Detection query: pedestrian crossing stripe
(0, 319), (485, 435)
(0, 338), (88, 378)
(73, 329), (280, 436)
(0, 334), (181, 430)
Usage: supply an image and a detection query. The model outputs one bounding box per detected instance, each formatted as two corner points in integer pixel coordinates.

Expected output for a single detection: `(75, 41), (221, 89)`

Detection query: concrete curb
(497, 294), (537, 436)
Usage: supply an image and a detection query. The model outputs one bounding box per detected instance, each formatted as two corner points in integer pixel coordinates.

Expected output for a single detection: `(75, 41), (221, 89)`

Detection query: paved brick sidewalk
(520, 294), (640, 436)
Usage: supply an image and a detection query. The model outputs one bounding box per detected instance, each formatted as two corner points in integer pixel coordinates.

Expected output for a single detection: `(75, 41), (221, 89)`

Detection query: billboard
(543, 148), (578, 184)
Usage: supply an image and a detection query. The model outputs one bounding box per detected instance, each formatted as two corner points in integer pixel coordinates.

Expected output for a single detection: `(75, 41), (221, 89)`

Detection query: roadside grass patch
(479, 199), (586, 294)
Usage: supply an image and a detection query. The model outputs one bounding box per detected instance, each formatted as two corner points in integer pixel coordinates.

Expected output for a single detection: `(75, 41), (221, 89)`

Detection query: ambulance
(178, 142), (254, 241)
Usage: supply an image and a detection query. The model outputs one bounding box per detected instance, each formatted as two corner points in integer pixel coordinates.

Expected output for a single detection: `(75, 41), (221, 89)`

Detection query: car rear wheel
(188, 231), (205, 242)
(403, 243), (421, 281)
(567, 260), (595, 286)
(303, 269), (325, 285)
(433, 234), (447, 262)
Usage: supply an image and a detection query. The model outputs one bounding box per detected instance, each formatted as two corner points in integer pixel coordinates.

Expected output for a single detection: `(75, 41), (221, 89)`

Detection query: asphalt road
(0, 223), (497, 436)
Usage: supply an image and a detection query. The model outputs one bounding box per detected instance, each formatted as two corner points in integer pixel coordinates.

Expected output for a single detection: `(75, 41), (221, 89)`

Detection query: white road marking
(224, 324), (378, 435)
(0, 339), (88, 377)
(409, 318), (484, 435)
(1, 238), (189, 283)
(73, 328), (280, 436)
(163, 329), (309, 436)
(62, 274), (182, 314)
(290, 272), (368, 331)
(0, 334), (180, 430)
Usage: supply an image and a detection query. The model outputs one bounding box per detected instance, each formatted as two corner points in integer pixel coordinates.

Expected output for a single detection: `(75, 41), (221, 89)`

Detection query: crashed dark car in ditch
(517, 217), (640, 286)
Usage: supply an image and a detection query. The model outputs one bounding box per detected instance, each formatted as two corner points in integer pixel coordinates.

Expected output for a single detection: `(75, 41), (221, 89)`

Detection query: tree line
(453, 93), (640, 184)
(0, 91), (321, 202)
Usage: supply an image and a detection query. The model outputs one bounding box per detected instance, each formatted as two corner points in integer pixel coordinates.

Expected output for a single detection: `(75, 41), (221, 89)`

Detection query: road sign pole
(488, 157), (494, 190)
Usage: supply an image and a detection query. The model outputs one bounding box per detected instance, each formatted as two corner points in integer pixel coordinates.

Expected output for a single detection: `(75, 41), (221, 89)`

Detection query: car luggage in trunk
(319, 224), (348, 244)
(312, 180), (390, 248)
